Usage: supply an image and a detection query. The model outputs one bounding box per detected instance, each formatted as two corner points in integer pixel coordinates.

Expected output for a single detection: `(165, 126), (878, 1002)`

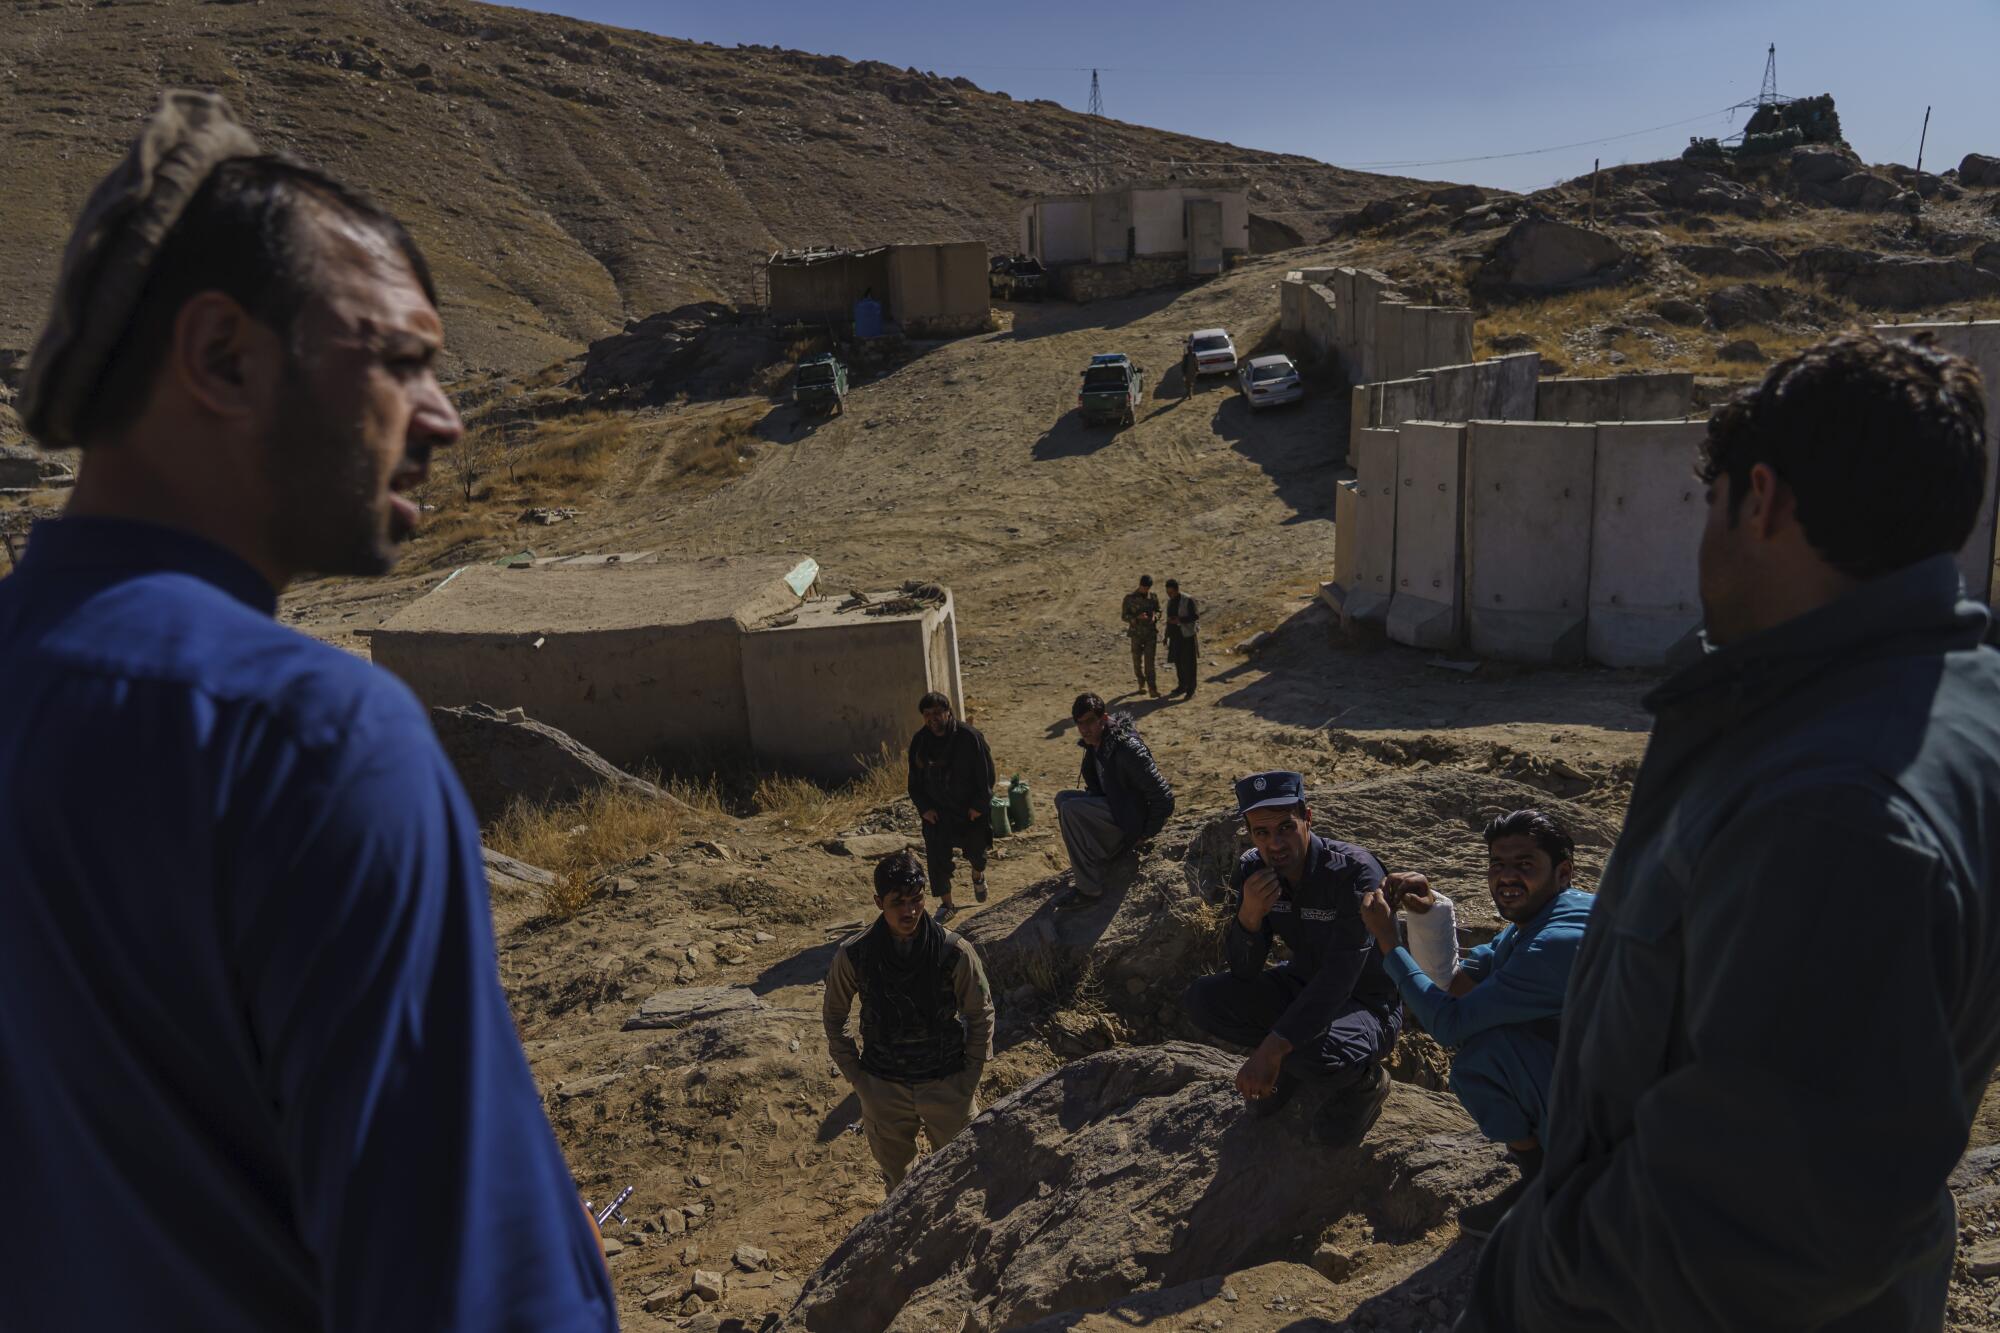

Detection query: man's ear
(169, 292), (279, 422)
(1742, 462), (1794, 541)
(1555, 857), (1574, 887)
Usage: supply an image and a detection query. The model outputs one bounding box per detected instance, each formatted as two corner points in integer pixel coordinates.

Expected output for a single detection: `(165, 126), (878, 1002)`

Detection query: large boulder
(1471, 219), (1632, 299)
(1795, 247), (2000, 309)
(1974, 242), (2000, 275)
(431, 702), (673, 823)
(1705, 282), (1789, 330)
(778, 1043), (1504, 1331)
(1959, 153), (2000, 188)
(1788, 144), (1859, 187)
(1671, 243), (1785, 278)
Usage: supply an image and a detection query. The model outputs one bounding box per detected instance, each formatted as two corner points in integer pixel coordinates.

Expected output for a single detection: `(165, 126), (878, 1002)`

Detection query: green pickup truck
(1077, 353), (1144, 427)
(794, 353), (848, 415)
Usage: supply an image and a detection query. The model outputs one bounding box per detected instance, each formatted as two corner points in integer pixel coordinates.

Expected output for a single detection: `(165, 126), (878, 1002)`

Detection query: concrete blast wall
(1873, 321), (2000, 603)
(1464, 422), (1597, 663)
(1303, 285), (1337, 360)
(1336, 427), (1401, 624)
(1387, 422), (1469, 649)
(1588, 421), (1709, 667)
(886, 242), (988, 325)
(1536, 373), (1694, 422)
(742, 593), (963, 780)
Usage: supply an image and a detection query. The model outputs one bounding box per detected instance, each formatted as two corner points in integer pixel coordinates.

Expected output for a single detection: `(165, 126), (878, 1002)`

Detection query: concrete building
(368, 557), (964, 780)
(764, 241), (990, 337)
(1018, 181), (1248, 298)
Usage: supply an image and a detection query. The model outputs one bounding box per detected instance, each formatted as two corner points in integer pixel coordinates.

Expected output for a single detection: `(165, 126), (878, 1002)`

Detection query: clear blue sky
(499, 0), (1995, 193)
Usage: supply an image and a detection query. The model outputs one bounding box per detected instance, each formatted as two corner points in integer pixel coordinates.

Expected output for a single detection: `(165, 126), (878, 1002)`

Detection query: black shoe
(1310, 1065), (1391, 1147)
(972, 876), (989, 903)
(1252, 1069), (1299, 1118)
(935, 900), (958, 924)
(1459, 1147), (1543, 1239)
(1054, 887), (1102, 911)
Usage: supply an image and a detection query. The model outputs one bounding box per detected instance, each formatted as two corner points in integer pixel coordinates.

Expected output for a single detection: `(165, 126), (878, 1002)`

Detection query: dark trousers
(1167, 633), (1197, 696)
(1183, 966), (1400, 1086)
(921, 812), (990, 896)
(1130, 637), (1157, 692)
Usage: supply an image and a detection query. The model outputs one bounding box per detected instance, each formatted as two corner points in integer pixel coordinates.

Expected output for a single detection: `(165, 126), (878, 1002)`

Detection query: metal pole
(1589, 158), (1600, 224)
(1916, 106), (1932, 176)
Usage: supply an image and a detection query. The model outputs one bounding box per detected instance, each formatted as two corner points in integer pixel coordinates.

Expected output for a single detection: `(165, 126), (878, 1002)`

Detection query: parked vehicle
(1238, 353), (1305, 410)
(1185, 328), (1238, 377)
(794, 353), (848, 415)
(1078, 353), (1145, 427)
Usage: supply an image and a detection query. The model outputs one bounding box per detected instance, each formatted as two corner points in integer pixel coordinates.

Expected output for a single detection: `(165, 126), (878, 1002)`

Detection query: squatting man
(823, 851), (996, 1188)
(1182, 771), (1401, 1146)
(1358, 808), (1593, 1238)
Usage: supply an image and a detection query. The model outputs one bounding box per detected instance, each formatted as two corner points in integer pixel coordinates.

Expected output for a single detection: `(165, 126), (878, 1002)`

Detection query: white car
(1239, 353), (1304, 409)
(1186, 328), (1237, 377)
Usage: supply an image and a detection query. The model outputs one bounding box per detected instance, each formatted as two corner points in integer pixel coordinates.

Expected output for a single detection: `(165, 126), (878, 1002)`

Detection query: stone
(1965, 1239), (2000, 1279)
(733, 1244), (769, 1271)
(1794, 247), (2000, 309)
(1704, 283), (1787, 330)
(776, 1044), (1503, 1331)
(1789, 144), (1857, 186)
(1423, 184), (1486, 212)
(431, 703), (673, 824)
(1670, 243), (1784, 278)
(683, 1202), (708, 1219)
(1973, 241), (2000, 275)
(679, 1292), (707, 1316)
(691, 1269), (726, 1301)
(1651, 297), (1705, 326)
(600, 1237), (625, 1257)
(682, 1242), (702, 1265)
(481, 846), (558, 896)
(642, 1289), (678, 1313)
(1958, 153), (2000, 188)
(625, 986), (766, 1032)
(661, 1209), (688, 1236)
(1718, 339), (1767, 364)
(1471, 219), (1631, 298)
(823, 833), (913, 859)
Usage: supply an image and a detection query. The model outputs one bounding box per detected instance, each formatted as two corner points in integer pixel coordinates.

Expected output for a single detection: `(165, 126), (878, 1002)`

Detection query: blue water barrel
(853, 297), (883, 340)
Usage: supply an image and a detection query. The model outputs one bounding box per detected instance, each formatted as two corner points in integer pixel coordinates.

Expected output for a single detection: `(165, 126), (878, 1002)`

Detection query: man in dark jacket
(823, 851), (994, 1189)
(1054, 692), (1175, 901)
(1163, 578), (1200, 699)
(1462, 333), (2000, 1332)
(907, 691), (995, 922)
(1183, 770), (1398, 1146)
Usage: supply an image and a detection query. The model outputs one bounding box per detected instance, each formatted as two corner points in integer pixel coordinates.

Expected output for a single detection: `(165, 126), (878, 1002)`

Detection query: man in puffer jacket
(1053, 691), (1175, 902)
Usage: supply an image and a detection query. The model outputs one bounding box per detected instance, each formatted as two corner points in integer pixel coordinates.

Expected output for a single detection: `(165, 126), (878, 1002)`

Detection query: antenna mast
(1757, 43), (1781, 106)
(1087, 69), (1103, 189)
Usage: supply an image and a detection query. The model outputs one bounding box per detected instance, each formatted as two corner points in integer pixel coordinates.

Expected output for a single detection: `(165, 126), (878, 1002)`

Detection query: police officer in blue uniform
(1183, 770), (1399, 1145)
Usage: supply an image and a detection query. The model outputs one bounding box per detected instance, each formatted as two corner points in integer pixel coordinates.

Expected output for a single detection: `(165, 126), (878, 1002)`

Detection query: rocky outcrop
(1705, 282), (1789, 330)
(777, 1043), (1504, 1332)
(1959, 153), (2000, 188)
(1671, 243), (1785, 278)
(575, 301), (775, 399)
(1471, 219), (1633, 299)
(431, 702), (674, 823)
(1795, 247), (2000, 309)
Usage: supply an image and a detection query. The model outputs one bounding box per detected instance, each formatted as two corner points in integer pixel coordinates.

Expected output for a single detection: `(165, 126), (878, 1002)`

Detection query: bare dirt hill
(0, 0), (1432, 376)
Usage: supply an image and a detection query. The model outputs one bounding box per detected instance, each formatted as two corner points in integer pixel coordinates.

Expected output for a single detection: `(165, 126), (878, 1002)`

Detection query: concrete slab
(1349, 384), (1373, 444)
(1387, 422), (1468, 649)
(1305, 285), (1337, 360)
(1345, 429), (1401, 623)
(1464, 422), (1597, 662)
(624, 986), (767, 1032)
(1424, 362), (1479, 423)
(1333, 268), (1358, 367)
(1487, 353), (1540, 419)
(1331, 479), (1360, 610)
(1376, 377), (1433, 431)
(1587, 421), (1709, 666)
(1536, 372), (1694, 422)
(1280, 275), (1305, 334)
(1874, 321), (2000, 602)
(1425, 308), (1475, 371)
(1376, 300), (1408, 382)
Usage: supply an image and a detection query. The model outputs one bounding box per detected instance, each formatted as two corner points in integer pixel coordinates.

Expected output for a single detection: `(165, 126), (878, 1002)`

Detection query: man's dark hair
(873, 849), (927, 898)
(1165, 579), (1180, 590)
(917, 691), (952, 714)
(1071, 691), (1107, 720)
(77, 155), (439, 444)
(1138, 575), (1153, 587)
(1483, 809), (1575, 868)
(1698, 334), (1987, 580)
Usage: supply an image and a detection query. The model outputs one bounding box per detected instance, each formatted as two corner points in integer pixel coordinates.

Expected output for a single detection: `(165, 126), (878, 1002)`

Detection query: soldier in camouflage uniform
(1121, 574), (1161, 698)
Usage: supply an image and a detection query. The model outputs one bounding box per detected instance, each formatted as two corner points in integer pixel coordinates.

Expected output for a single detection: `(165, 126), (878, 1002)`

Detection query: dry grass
(668, 406), (764, 481)
(487, 773), (725, 917)
(750, 746), (906, 836)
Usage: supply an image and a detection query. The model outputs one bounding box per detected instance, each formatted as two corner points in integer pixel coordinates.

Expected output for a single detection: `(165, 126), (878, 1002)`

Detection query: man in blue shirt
(1182, 770), (1399, 1146)
(0, 92), (615, 1330)
(1359, 809), (1594, 1238)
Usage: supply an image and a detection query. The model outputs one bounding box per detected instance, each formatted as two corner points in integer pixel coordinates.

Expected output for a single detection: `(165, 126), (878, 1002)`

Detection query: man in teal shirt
(1360, 809), (1592, 1237)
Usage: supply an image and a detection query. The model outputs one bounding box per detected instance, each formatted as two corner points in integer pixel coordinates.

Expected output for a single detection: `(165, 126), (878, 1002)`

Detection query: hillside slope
(0, 0), (1431, 374)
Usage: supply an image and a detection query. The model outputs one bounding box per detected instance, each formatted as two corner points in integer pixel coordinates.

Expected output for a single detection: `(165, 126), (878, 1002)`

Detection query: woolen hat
(1234, 770), (1305, 816)
(20, 89), (262, 448)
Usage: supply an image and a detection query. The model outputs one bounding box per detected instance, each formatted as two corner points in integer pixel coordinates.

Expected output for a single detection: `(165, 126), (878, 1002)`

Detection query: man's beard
(265, 362), (406, 578)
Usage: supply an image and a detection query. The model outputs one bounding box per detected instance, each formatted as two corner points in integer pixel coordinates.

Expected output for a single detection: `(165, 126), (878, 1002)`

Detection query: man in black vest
(823, 851), (996, 1189)
(1163, 578), (1200, 699)
(906, 690), (996, 921)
